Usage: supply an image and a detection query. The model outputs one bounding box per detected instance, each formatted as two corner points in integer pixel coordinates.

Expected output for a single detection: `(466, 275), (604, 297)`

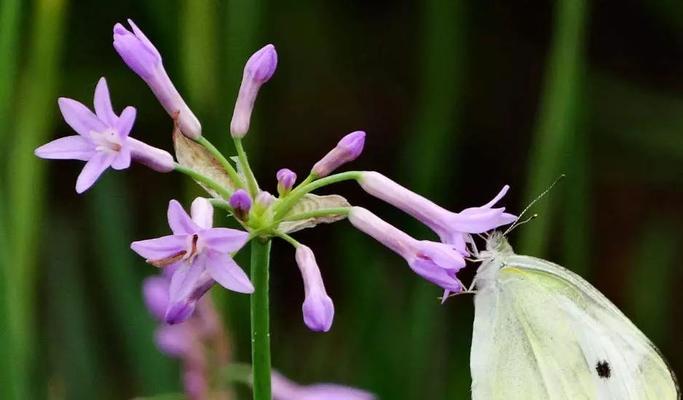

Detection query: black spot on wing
(596, 360), (611, 378)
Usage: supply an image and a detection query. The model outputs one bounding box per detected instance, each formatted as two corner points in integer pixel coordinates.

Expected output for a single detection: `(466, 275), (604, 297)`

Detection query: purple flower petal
(58, 97), (107, 137)
(75, 151), (114, 193)
(200, 228), (249, 253)
(190, 197), (213, 229)
(155, 324), (193, 357)
(204, 253), (254, 293)
(415, 241), (465, 271)
(34, 135), (94, 161)
(166, 262), (211, 324)
(114, 106), (136, 139)
(128, 138), (175, 172)
(409, 257), (464, 293)
(143, 276), (170, 320)
(111, 145), (131, 170)
(167, 200), (200, 235)
(130, 234), (188, 261)
(93, 77), (117, 126)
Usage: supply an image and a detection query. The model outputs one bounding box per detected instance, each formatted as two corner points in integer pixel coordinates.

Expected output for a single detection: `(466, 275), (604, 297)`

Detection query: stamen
(147, 250), (187, 267)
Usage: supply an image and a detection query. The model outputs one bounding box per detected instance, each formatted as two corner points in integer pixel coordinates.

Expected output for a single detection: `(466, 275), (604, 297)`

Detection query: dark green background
(0, 0), (681, 398)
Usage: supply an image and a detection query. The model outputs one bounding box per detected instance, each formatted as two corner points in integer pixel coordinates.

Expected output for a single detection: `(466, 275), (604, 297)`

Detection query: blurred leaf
(173, 129), (237, 197)
(398, 0), (466, 398)
(0, 0), (21, 151)
(519, 0), (587, 257)
(6, 0), (68, 397)
(46, 217), (106, 399)
(280, 194), (350, 233)
(87, 176), (177, 395)
(627, 219), (678, 347)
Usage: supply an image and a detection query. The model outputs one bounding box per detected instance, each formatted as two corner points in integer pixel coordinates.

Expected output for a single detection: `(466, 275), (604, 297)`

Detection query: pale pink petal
(190, 197), (213, 229)
(167, 200), (200, 235)
(481, 185), (510, 208)
(130, 234), (187, 260)
(58, 97), (106, 136)
(115, 106), (136, 138)
(75, 151), (114, 193)
(93, 77), (117, 126)
(34, 135), (94, 161)
(111, 145), (131, 170)
(200, 228), (249, 253)
(205, 253), (254, 293)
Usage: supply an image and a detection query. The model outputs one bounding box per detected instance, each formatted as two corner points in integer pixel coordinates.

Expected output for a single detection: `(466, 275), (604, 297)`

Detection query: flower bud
(129, 138), (175, 172)
(295, 245), (334, 332)
(311, 131), (365, 177)
(276, 168), (297, 196)
(113, 20), (202, 139)
(252, 191), (276, 216)
(230, 44), (278, 138)
(229, 189), (252, 220)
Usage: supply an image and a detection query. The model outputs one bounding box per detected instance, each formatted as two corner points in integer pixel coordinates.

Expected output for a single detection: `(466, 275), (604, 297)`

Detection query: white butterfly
(470, 231), (679, 400)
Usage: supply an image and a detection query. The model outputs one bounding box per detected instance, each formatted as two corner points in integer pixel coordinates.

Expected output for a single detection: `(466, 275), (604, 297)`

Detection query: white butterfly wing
(471, 254), (679, 400)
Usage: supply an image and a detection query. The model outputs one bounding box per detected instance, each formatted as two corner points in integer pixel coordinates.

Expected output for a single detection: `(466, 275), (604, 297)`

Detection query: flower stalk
(250, 238), (272, 400)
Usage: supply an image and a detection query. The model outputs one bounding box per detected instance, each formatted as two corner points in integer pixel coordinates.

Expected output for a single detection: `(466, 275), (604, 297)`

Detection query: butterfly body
(470, 232), (679, 400)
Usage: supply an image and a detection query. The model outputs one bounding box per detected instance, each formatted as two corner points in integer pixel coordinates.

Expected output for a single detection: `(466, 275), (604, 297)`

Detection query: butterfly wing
(471, 254), (679, 400)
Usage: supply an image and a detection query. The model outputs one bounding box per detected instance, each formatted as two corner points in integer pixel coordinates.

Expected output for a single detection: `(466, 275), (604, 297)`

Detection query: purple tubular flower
(311, 131), (366, 177)
(34, 77), (174, 193)
(131, 197), (253, 324)
(348, 207), (466, 293)
(276, 168), (297, 195)
(358, 171), (516, 254)
(229, 189), (252, 219)
(230, 44), (278, 138)
(113, 19), (202, 139)
(272, 371), (376, 400)
(295, 245), (334, 332)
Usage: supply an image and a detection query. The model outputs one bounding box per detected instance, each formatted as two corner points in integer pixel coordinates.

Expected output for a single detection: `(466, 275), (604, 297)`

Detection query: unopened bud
(311, 131), (365, 177)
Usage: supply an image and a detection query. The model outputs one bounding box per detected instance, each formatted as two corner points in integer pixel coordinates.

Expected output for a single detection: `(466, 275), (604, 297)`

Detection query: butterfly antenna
(503, 174), (565, 235)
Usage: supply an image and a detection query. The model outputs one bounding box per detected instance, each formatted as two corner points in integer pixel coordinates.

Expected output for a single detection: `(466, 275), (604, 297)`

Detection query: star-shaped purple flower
(35, 77), (174, 193)
(132, 197), (253, 324)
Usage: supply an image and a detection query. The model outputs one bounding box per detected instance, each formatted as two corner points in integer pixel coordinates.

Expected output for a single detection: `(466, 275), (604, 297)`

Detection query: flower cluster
(36, 17), (516, 400)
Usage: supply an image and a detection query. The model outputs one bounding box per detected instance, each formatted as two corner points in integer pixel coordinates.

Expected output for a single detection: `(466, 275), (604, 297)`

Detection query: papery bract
(35, 77), (174, 193)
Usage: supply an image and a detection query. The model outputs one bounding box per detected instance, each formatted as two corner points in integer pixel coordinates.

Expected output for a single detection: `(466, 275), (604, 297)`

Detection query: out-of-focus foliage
(0, 1), (681, 399)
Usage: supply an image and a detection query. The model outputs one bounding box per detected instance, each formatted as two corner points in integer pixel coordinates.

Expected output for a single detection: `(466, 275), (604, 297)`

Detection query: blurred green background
(1, 0), (682, 398)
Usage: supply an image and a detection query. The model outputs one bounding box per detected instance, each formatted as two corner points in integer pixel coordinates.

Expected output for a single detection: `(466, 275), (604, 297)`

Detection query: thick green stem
(196, 136), (245, 188)
(273, 171), (361, 219)
(234, 138), (260, 196)
(174, 163), (234, 199)
(250, 239), (272, 400)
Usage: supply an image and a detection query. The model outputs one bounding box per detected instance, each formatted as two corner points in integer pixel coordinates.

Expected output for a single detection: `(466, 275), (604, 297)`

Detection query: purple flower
(229, 189), (252, 220)
(295, 245), (334, 332)
(230, 44), (278, 138)
(311, 131), (365, 178)
(272, 371), (376, 400)
(348, 207), (466, 293)
(358, 171), (516, 254)
(276, 168), (297, 195)
(132, 197), (253, 324)
(35, 77), (174, 193)
(113, 19), (202, 139)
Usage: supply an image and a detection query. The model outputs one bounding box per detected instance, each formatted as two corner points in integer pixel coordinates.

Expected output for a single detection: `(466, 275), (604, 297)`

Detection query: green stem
(196, 136), (245, 188)
(284, 207), (351, 222)
(274, 231), (301, 247)
(250, 239), (272, 400)
(234, 138), (259, 196)
(273, 171), (361, 219)
(174, 163), (233, 199)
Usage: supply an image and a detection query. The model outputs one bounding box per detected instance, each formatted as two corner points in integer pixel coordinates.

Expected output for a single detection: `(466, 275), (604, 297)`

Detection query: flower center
(92, 129), (122, 154)
(182, 234), (201, 264)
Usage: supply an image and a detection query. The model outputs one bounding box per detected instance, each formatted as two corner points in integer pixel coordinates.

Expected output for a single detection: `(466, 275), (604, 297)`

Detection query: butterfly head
(484, 231), (513, 255)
